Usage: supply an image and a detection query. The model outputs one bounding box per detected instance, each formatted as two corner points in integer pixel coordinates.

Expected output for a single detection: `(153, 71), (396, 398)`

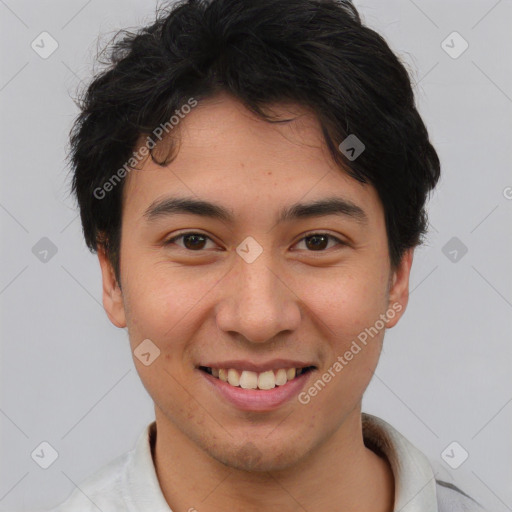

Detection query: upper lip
(197, 359), (316, 373)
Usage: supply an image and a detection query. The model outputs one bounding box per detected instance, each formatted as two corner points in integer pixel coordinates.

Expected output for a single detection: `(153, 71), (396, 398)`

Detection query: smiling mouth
(198, 365), (316, 390)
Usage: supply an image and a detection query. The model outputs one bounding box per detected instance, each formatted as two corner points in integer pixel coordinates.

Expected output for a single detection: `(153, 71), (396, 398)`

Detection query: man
(51, 0), (487, 510)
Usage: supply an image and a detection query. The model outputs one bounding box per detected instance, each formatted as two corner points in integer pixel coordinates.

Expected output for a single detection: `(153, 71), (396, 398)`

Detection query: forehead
(122, 93), (383, 226)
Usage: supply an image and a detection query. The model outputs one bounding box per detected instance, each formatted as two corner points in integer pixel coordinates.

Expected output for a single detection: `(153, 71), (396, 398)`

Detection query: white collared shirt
(49, 413), (488, 511)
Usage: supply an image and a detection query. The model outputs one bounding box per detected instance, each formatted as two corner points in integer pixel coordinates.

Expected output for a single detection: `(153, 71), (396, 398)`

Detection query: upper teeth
(210, 367), (304, 390)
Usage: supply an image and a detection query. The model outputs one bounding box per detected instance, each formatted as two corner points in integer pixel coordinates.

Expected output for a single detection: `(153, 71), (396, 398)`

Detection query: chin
(208, 438), (306, 473)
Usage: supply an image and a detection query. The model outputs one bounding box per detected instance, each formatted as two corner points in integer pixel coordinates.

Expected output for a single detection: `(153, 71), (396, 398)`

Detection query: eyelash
(163, 231), (346, 252)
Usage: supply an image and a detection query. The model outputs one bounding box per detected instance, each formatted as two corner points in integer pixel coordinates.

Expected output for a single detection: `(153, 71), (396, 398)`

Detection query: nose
(215, 247), (302, 344)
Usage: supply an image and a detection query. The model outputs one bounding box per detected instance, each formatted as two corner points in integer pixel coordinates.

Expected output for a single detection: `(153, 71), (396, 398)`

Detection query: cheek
(122, 263), (219, 350)
(298, 273), (386, 414)
(300, 268), (387, 397)
(304, 268), (388, 343)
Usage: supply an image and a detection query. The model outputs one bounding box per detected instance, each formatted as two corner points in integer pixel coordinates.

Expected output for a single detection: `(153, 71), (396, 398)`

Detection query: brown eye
(182, 234), (207, 250)
(305, 234), (329, 251)
(294, 233), (345, 252)
(164, 231), (345, 253)
(165, 232), (214, 251)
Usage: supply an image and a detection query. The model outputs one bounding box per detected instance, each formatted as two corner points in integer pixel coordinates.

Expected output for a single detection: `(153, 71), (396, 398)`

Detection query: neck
(152, 406), (394, 512)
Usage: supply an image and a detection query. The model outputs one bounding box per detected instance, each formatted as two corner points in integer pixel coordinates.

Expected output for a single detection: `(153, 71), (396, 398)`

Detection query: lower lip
(199, 369), (314, 411)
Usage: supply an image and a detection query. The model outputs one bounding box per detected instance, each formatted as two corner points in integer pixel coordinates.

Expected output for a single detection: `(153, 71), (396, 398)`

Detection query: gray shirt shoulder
(436, 480), (488, 512)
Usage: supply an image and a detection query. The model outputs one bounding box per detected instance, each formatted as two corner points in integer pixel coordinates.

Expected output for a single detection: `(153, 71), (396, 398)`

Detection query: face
(98, 92), (413, 472)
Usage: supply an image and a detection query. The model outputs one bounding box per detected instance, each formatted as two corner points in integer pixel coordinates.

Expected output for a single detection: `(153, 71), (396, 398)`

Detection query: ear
(97, 245), (126, 328)
(386, 248), (414, 328)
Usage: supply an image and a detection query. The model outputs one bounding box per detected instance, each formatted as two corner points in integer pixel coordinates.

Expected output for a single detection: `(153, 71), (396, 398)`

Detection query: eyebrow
(143, 195), (368, 225)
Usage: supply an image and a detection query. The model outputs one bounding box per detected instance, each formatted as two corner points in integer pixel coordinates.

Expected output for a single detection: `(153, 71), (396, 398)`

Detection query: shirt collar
(122, 420), (171, 511)
(362, 413), (438, 511)
(124, 413), (438, 511)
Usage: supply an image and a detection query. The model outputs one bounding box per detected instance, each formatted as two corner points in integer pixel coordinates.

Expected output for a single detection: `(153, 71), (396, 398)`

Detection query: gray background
(1, 0), (511, 510)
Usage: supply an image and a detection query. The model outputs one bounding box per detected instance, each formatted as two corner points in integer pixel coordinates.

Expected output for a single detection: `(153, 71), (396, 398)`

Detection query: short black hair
(68, 0), (440, 286)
